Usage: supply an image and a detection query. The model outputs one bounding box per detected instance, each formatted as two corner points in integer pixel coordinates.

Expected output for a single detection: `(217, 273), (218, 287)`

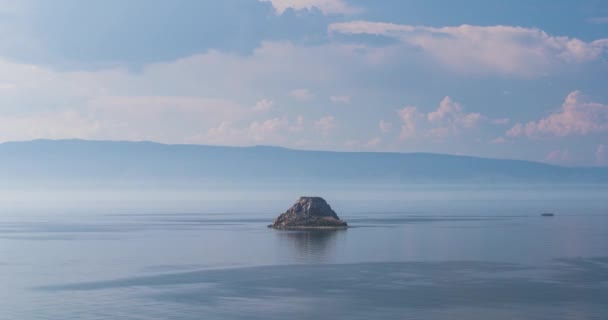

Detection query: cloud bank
(259, 0), (360, 15)
(507, 91), (608, 138)
(330, 21), (608, 76)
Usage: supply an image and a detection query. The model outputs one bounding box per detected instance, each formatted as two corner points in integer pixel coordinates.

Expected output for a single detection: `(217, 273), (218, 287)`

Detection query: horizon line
(1, 137), (600, 169)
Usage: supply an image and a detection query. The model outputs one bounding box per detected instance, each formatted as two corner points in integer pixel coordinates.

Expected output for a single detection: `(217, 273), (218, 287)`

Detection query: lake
(1, 185), (607, 319)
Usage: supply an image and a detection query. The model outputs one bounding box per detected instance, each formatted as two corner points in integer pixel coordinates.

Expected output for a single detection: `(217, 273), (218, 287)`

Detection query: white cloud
(0, 111), (100, 142)
(0, 48), (327, 144)
(461, 113), (483, 128)
(491, 137), (506, 144)
(194, 115), (308, 145)
(379, 120), (392, 133)
(588, 16), (608, 24)
(329, 21), (608, 76)
(344, 137), (381, 148)
(81, 95), (253, 143)
(507, 91), (608, 138)
(315, 115), (335, 134)
(249, 117), (290, 141)
(0, 41), (377, 145)
(1, 26), (600, 161)
(330, 95), (351, 104)
(253, 99), (274, 112)
(291, 114), (305, 132)
(0, 90), (255, 144)
(428, 96), (482, 133)
(427, 97), (459, 123)
(290, 88), (314, 100)
(0, 39), (418, 147)
(397, 106), (420, 139)
(397, 96), (497, 140)
(427, 96), (483, 129)
(258, 0), (360, 15)
(366, 137), (381, 147)
(198, 121), (241, 145)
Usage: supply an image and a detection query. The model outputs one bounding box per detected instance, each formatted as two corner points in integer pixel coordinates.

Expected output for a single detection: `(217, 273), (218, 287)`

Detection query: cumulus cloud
(258, 0), (360, 15)
(379, 120), (392, 133)
(290, 88), (314, 100)
(0, 37), (441, 150)
(0, 41), (381, 146)
(330, 95), (351, 104)
(366, 136), (381, 147)
(0, 45), (334, 145)
(329, 21), (608, 76)
(491, 137), (506, 144)
(253, 99), (274, 112)
(249, 117), (290, 140)
(196, 115), (309, 145)
(397, 96), (490, 140)
(507, 91), (608, 138)
(344, 137), (381, 148)
(427, 96), (483, 129)
(397, 106), (420, 139)
(315, 115), (335, 134)
(291, 115), (305, 132)
(199, 121), (241, 145)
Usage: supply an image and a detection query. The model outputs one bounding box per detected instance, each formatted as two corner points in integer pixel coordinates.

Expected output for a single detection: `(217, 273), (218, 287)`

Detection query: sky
(0, 0), (607, 166)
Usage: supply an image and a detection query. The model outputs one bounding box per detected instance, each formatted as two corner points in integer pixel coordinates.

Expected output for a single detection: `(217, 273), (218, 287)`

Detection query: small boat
(541, 213), (555, 217)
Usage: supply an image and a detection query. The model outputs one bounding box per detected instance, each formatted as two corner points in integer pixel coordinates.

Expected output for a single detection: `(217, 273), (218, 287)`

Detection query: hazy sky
(1, 0), (607, 165)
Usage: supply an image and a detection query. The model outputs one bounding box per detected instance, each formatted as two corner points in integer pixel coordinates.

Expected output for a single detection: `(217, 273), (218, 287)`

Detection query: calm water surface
(1, 187), (607, 319)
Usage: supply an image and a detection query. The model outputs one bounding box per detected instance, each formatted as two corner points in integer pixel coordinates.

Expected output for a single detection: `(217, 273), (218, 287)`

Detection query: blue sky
(0, 0), (607, 166)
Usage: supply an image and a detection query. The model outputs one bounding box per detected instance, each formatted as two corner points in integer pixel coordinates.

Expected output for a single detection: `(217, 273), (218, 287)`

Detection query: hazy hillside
(0, 139), (606, 187)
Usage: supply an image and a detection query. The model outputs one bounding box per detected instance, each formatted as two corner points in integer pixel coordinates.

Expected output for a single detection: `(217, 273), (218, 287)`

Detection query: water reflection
(275, 229), (346, 263)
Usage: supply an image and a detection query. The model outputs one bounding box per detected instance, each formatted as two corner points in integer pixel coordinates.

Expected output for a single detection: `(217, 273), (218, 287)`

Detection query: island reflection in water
(275, 229), (346, 263)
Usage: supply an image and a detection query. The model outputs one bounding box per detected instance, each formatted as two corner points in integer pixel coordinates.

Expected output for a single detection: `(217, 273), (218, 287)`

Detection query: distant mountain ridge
(0, 139), (606, 187)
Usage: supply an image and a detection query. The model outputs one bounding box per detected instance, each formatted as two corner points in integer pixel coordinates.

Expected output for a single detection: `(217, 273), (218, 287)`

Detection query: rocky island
(269, 197), (348, 229)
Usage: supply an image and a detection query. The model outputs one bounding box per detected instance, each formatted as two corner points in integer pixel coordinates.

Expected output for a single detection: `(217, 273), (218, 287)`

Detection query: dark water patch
(37, 261), (525, 291)
(141, 264), (235, 273)
(36, 259), (608, 318)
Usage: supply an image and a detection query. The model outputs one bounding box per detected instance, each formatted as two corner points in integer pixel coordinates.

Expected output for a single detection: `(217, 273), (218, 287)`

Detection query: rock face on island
(269, 197), (348, 229)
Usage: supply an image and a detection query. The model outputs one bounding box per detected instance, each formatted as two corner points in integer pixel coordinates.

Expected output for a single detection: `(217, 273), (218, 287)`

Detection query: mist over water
(1, 185), (607, 319)
(2, 183), (607, 214)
